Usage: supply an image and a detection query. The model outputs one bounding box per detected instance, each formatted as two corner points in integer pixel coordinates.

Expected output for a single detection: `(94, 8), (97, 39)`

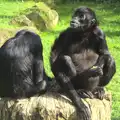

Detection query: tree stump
(0, 92), (112, 120)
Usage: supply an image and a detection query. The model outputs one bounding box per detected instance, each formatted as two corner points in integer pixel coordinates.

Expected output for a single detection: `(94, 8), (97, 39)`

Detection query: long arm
(50, 30), (77, 78)
(50, 31), (91, 120)
(50, 31), (66, 64)
(31, 35), (47, 93)
(93, 27), (116, 86)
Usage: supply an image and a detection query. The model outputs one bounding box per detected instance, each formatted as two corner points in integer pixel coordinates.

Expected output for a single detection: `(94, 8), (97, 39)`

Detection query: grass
(0, 1), (120, 119)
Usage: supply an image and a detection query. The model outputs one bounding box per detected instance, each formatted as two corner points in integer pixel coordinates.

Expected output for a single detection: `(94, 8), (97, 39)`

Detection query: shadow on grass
(105, 31), (120, 37)
(0, 15), (13, 19)
(112, 117), (120, 120)
(109, 21), (120, 25)
(0, 0), (22, 2)
(103, 21), (120, 38)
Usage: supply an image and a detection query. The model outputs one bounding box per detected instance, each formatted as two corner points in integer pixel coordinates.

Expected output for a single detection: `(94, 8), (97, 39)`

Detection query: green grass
(0, 1), (120, 119)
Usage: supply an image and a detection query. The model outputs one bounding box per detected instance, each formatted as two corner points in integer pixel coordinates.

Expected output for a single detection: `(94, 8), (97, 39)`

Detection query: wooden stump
(0, 92), (111, 120)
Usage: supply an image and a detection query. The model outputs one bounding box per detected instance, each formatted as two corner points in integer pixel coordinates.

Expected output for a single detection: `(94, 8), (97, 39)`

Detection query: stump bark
(0, 92), (111, 120)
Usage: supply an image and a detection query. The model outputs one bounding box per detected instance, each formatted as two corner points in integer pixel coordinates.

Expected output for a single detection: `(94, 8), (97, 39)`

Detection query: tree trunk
(0, 92), (111, 120)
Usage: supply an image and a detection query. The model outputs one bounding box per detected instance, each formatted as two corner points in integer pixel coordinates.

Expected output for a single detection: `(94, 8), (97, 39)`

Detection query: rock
(26, 11), (46, 31)
(0, 27), (39, 47)
(35, 0), (55, 6)
(0, 29), (14, 47)
(10, 15), (34, 27)
(10, 2), (59, 31)
(45, 9), (59, 30)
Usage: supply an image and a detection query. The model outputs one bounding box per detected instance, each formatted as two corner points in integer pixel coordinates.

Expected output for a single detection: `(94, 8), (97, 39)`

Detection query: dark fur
(0, 30), (49, 98)
(50, 6), (116, 119)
